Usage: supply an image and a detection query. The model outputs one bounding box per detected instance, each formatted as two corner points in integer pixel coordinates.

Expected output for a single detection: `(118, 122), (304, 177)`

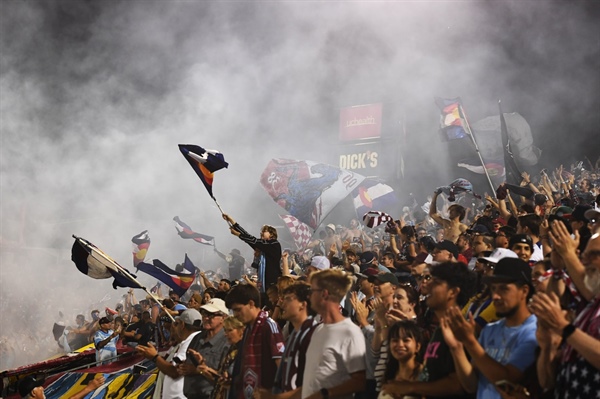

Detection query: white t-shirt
(153, 331), (201, 399)
(301, 318), (366, 399)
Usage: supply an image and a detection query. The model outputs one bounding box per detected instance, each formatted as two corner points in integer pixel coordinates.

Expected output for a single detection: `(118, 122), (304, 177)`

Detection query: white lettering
(345, 116), (376, 128)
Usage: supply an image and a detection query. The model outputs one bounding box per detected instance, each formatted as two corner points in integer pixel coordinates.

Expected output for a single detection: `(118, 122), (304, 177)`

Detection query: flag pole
(213, 197), (233, 227)
(73, 236), (176, 322)
(458, 105), (497, 198)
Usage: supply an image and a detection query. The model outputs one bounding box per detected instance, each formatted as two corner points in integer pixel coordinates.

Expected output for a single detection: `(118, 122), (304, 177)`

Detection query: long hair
(383, 320), (424, 383)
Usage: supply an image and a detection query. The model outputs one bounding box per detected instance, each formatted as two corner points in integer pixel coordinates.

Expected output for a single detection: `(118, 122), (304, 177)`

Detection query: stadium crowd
(15, 162), (600, 399)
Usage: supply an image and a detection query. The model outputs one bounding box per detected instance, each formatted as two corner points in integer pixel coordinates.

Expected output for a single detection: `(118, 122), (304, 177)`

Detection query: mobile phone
(187, 350), (200, 366)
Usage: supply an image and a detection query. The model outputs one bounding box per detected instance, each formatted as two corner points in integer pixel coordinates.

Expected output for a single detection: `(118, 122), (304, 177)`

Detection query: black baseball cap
(509, 234), (533, 250)
(368, 272), (399, 286)
(434, 240), (459, 259)
(483, 258), (532, 285)
(18, 376), (44, 398)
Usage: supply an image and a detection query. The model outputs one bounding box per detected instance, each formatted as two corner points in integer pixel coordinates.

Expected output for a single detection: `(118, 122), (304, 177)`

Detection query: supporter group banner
(339, 103), (383, 142)
(260, 159), (365, 229)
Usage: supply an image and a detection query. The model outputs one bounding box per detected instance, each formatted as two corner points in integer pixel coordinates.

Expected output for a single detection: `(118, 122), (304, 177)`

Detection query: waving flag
(178, 144), (228, 199)
(363, 211), (393, 228)
(352, 179), (399, 218)
(173, 216), (215, 245)
(458, 158), (505, 178)
(435, 97), (469, 141)
(71, 236), (142, 290)
(131, 230), (151, 267)
(136, 258), (196, 297)
(260, 159), (365, 229)
(279, 214), (313, 251)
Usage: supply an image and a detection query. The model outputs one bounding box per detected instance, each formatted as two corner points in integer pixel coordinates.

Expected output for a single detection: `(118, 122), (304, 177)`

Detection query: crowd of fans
(16, 161), (600, 399)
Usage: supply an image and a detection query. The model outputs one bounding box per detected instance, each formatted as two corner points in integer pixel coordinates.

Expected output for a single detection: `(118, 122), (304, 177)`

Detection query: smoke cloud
(1, 0), (598, 368)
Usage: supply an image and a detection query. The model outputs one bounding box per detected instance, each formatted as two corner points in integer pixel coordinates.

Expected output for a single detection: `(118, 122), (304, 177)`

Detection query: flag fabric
(352, 179), (399, 218)
(71, 237), (142, 290)
(470, 112), (541, 167)
(278, 214), (313, 251)
(498, 101), (522, 185)
(131, 230), (151, 267)
(136, 259), (195, 297)
(260, 159), (365, 229)
(178, 144), (229, 199)
(434, 97), (469, 141)
(182, 253), (199, 275)
(173, 216), (215, 245)
(363, 211), (393, 229)
(458, 158), (505, 178)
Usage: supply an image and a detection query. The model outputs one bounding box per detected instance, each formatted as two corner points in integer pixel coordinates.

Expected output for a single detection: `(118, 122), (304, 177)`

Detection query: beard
(496, 304), (519, 319)
(584, 271), (600, 297)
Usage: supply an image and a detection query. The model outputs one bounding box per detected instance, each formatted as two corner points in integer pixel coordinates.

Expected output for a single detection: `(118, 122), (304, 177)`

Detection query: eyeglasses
(201, 312), (222, 319)
(415, 274), (431, 281)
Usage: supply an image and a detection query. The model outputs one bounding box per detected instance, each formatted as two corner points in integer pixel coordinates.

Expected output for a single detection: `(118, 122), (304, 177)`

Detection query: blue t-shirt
(476, 314), (538, 399)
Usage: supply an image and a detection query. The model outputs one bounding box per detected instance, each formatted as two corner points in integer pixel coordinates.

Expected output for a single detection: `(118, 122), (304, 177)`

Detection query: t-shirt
(93, 329), (118, 363)
(476, 315), (538, 399)
(555, 296), (600, 398)
(418, 327), (463, 399)
(302, 318), (367, 399)
(153, 331), (201, 399)
(274, 317), (320, 393)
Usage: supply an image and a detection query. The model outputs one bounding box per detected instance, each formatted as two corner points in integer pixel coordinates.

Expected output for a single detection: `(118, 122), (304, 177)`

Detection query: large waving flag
(279, 214), (313, 251)
(136, 258), (196, 297)
(131, 230), (151, 267)
(260, 159), (365, 229)
(458, 157), (505, 179)
(352, 178), (399, 218)
(71, 236), (142, 290)
(435, 97), (469, 141)
(178, 144), (229, 199)
(173, 216), (215, 245)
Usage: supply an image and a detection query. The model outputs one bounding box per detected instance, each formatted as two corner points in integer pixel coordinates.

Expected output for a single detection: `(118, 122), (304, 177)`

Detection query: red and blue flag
(131, 230), (151, 267)
(136, 257), (196, 297)
(173, 216), (215, 246)
(435, 97), (469, 141)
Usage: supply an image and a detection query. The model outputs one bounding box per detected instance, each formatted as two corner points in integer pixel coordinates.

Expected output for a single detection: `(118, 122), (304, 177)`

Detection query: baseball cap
(359, 251), (376, 266)
(310, 256), (330, 271)
(230, 248), (241, 256)
(355, 268), (379, 279)
(98, 317), (111, 325)
(434, 240), (459, 259)
(467, 224), (490, 235)
(509, 234), (533, 250)
(571, 204), (592, 222)
(176, 309), (202, 328)
(483, 257), (532, 285)
(368, 272), (399, 286)
(19, 376), (44, 398)
(200, 298), (229, 315)
(479, 248), (518, 264)
(584, 207), (600, 222)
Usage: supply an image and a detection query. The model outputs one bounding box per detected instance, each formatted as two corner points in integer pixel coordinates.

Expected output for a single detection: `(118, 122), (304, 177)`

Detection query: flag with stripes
(435, 97), (469, 141)
(363, 211), (393, 229)
(136, 259), (196, 297)
(131, 230), (151, 267)
(173, 216), (215, 246)
(178, 144), (228, 199)
(279, 214), (313, 251)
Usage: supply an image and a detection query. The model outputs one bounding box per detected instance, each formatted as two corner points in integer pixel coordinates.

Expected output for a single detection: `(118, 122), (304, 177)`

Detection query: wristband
(152, 354), (159, 362)
(561, 324), (576, 341)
